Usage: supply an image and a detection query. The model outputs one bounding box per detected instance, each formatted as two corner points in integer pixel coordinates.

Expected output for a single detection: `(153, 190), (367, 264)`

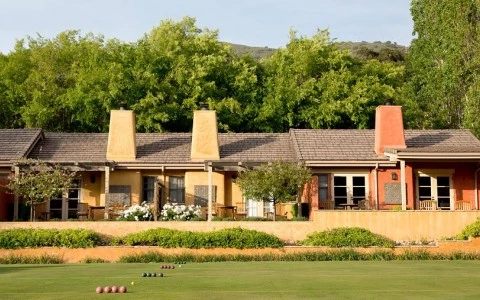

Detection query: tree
(258, 29), (405, 132)
(406, 0), (480, 134)
(5, 160), (76, 221)
(236, 161), (311, 220)
(132, 17), (261, 133)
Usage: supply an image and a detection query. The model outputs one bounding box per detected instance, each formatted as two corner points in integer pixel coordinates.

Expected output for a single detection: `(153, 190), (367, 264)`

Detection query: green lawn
(1, 261), (480, 299)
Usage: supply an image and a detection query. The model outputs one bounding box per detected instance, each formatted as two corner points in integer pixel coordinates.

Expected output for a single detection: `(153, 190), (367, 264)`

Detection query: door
(49, 179), (81, 220)
(417, 175), (452, 210)
(332, 174), (368, 207)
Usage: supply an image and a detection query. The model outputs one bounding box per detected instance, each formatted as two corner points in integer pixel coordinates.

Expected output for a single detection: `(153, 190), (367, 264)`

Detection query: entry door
(49, 179), (81, 220)
(418, 175), (451, 210)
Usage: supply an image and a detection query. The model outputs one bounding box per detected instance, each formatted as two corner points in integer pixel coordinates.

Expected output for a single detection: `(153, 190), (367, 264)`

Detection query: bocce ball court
(1, 261), (480, 299)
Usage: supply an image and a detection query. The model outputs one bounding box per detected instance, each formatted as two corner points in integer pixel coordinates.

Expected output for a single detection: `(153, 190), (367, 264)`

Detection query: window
(169, 176), (185, 203)
(332, 174), (368, 206)
(142, 177), (155, 203)
(318, 174), (329, 202)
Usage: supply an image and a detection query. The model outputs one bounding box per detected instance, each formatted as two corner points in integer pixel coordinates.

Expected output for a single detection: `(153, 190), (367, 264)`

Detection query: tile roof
(400, 129), (480, 153)
(136, 133), (191, 163)
(23, 128), (480, 164)
(0, 129), (43, 161)
(290, 129), (382, 161)
(134, 133), (295, 163)
(28, 133), (107, 162)
(219, 133), (295, 162)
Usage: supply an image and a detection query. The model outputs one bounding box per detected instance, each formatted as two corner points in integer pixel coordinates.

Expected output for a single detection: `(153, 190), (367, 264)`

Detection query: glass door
(332, 175), (368, 207)
(67, 180), (81, 219)
(436, 176), (451, 209)
(417, 175), (452, 210)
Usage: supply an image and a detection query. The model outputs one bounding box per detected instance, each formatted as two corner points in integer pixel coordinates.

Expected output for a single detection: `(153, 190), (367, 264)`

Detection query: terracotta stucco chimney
(106, 107), (136, 161)
(191, 106), (220, 161)
(374, 105), (407, 155)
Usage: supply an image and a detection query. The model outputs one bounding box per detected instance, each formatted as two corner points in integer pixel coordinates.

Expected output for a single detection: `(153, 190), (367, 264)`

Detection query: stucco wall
(311, 210), (480, 241)
(2, 211), (480, 241)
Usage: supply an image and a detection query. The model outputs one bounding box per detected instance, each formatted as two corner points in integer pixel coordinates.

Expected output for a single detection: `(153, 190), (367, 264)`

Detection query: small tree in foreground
(236, 161), (311, 221)
(5, 159), (76, 221)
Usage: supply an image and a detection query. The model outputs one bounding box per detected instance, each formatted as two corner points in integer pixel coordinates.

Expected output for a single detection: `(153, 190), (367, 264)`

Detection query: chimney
(107, 108), (136, 161)
(374, 105), (406, 155)
(191, 107), (220, 161)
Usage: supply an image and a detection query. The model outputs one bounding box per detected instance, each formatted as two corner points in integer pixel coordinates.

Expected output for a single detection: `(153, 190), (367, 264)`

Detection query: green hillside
(229, 41), (408, 62)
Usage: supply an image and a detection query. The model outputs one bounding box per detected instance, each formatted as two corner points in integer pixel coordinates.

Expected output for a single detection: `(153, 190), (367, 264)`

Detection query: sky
(0, 0), (413, 54)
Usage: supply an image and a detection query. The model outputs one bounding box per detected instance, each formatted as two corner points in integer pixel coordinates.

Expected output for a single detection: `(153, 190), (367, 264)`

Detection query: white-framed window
(332, 174), (369, 207)
(416, 170), (453, 210)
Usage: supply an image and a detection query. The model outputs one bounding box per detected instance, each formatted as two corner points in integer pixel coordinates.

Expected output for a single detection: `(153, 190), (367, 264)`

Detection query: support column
(154, 179), (159, 221)
(400, 160), (407, 210)
(104, 166), (110, 219)
(13, 166), (19, 220)
(207, 164), (213, 222)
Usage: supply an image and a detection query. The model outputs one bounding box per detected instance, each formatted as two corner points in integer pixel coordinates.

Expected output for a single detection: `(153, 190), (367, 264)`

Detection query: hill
(228, 41), (408, 62)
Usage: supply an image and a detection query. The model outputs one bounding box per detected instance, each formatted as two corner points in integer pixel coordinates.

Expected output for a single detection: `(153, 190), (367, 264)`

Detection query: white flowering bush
(118, 202), (152, 221)
(161, 203), (202, 221)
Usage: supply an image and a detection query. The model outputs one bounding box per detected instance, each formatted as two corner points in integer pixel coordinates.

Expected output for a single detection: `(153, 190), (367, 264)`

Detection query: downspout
(475, 167), (480, 210)
(374, 163), (379, 210)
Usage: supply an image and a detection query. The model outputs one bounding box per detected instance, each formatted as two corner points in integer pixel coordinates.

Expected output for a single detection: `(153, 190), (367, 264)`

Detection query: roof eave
(304, 160), (396, 167)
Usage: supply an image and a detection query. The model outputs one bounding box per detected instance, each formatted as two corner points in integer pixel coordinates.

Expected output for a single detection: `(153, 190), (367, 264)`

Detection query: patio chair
(319, 200), (335, 210)
(454, 200), (472, 211)
(358, 200), (371, 210)
(235, 202), (248, 220)
(420, 200), (437, 210)
(76, 203), (89, 220)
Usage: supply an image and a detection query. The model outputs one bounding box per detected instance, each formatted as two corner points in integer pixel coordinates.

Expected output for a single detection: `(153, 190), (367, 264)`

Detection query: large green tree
(132, 17), (261, 132)
(258, 30), (404, 132)
(406, 0), (480, 135)
(236, 161), (311, 220)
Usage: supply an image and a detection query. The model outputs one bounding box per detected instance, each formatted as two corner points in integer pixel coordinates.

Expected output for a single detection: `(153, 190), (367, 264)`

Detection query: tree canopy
(0, 17), (408, 134)
(405, 0), (480, 135)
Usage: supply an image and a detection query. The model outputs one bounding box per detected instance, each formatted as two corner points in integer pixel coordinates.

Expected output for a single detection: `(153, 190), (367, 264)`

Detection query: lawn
(1, 261), (480, 299)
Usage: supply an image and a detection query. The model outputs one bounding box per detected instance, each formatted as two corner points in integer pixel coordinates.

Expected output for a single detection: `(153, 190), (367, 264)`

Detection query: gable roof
(0, 129), (44, 162)
(28, 132), (296, 164)
(23, 128), (480, 165)
(28, 133), (107, 162)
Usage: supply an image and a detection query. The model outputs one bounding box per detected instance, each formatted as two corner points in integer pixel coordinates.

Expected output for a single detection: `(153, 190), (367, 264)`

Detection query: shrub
(114, 227), (284, 249)
(241, 217), (271, 221)
(119, 249), (480, 263)
(117, 202), (152, 221)
(290, 216), (309, 221)
(301, 227), (395, 248)
(0, 254), (65, 264)
(161, 203), (202, 221)
(212, 216), (234, 221)
(456, 218), (480, 240)
(0, 228), (103, 249)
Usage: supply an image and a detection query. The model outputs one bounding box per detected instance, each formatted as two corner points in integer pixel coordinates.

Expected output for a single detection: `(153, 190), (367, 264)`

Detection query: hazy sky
(0, 0), (413, 54)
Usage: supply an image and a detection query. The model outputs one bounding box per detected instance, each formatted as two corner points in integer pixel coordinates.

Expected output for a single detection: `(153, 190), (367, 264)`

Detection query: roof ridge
(289, 129), (303, 160)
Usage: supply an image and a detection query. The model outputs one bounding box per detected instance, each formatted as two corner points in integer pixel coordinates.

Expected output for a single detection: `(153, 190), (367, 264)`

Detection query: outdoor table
(218, 205), (237, 219)
(89, 206), (105, 220)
